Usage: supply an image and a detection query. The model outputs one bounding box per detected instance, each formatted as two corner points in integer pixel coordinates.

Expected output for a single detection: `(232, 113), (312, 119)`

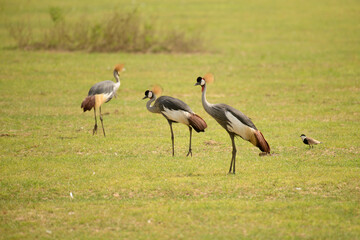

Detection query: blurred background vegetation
(8, 7), (203, 53)
(0, 0), (359, 239)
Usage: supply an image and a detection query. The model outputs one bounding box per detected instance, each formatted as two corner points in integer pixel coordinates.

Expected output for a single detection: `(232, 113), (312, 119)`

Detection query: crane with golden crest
(81, 64), (125, 136)
(195, 73), (270, 174)
(143, 85), (207, 156)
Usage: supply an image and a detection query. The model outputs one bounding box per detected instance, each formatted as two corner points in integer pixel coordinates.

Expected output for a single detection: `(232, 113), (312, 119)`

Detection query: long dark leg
(168, 121), (174, 156)
(186, 127), (192, 157)
(99, 107), (106, 137)
(228, 134), (234, 173)
(228, 133), (237, 174)
(93, 108), (98, 135)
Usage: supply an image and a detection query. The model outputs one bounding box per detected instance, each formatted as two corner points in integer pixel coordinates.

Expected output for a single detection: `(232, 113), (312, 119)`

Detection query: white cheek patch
(148, 92), (153, 98)
(162, 107), (190, 125)
(201, 79), (205, 86)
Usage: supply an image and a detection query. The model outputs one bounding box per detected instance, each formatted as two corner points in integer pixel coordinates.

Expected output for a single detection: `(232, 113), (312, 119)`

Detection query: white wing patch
(225, 111), (254, 141)
(104, 92), (112, 99)
(162, 107), (190, 125)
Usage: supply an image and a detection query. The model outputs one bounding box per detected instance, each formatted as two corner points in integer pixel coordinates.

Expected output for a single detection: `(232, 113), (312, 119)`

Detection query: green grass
(1, 0), (359, 239)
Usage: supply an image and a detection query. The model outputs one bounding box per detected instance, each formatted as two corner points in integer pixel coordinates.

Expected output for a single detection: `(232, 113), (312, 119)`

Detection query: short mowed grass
(1, 0), (359, 239)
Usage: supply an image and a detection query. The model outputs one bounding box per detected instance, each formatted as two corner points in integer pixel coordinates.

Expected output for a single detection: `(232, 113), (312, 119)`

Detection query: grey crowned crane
(195, 74), (270, 174)
(300, 134), (321, 148)
(143, 86), (207, 156)
(81, 64), (125, 136)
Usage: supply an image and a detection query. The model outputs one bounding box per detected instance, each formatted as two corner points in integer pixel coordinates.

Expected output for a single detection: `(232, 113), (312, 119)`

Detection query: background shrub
(9, 8), (204, 53)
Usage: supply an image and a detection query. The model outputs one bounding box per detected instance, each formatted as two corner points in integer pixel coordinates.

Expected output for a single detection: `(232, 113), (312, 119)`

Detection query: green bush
(9, 8), (204, 53)
(49, 7), (64, 24)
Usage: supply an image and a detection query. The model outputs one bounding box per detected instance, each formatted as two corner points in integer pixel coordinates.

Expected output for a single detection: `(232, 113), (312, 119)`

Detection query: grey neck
(113, 70), (120, 83)
(146, 95), (159, 113)
(201, 83), (213, 114)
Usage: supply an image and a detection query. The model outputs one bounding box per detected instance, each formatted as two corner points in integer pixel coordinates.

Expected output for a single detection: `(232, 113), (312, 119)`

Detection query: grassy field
(1, 0), (359, 239)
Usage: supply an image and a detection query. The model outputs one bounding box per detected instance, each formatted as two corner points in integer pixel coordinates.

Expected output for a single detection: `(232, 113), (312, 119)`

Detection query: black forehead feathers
(145, 90), (149, 95)
(197, 77), (202, 82)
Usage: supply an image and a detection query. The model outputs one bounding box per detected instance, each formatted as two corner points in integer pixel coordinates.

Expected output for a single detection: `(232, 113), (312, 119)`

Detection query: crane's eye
(196, 77), (202, 82)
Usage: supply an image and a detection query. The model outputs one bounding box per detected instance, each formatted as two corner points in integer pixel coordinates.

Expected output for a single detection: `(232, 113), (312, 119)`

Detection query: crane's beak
(194, 82), (200, 86)
(142, 96), (148, 100)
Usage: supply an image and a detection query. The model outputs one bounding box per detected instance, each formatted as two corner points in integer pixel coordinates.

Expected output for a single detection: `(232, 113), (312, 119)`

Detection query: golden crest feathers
(203, 73), (214, 84)
(114, 63), (125, 73)
(152, 85), (163, 96)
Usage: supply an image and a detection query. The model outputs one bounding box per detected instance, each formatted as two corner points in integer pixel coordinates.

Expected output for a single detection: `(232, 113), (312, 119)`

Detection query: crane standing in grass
(143, 86), (207, 156)
(81, 64), (125, 136)
(195, 74), (270, 174)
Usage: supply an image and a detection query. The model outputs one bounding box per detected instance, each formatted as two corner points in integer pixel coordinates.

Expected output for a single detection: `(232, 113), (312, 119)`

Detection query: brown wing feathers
(307, 137), (321, 145)
(188, 114), (207, 132)
(81, 96), (96, 112)
(254, 130), (270, 153)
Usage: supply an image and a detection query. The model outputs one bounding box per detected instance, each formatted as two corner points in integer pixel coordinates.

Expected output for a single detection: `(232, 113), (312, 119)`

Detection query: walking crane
(143, 86), (207, 156)
(195, 74), (270, 174)
(81, 64), (125, 136)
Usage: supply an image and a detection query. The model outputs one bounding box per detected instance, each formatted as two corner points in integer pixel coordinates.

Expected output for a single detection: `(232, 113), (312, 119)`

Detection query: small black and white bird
(81, 63), (125, 136)
(143, 87), (207, 156)
(195, 73), (270, 174)
(300, 134), (321, 148)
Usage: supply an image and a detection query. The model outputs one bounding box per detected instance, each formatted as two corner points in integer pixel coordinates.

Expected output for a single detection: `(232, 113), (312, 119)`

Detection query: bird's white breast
(114, 81), (120, 92)
(225, 111), (254, 140)
(162, 107), (190, 125)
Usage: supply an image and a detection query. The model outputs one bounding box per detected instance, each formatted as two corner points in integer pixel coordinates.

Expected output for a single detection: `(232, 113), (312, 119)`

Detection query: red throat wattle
(201, 86), (204, 92)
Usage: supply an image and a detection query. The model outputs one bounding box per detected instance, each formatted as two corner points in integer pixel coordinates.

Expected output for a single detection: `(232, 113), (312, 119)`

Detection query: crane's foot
(259, 152), (271, 157)
(186, 149), (192, 157)
(93, 124), (98, 135)
(227, 171), (236, 175)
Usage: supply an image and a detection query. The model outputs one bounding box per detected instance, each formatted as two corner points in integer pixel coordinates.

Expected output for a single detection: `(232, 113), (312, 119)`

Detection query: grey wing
(157, 96), (193, 113)
(213, 104), (257, 130)
(206, 104), (231, 129)
(88, 80), (115, 96)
